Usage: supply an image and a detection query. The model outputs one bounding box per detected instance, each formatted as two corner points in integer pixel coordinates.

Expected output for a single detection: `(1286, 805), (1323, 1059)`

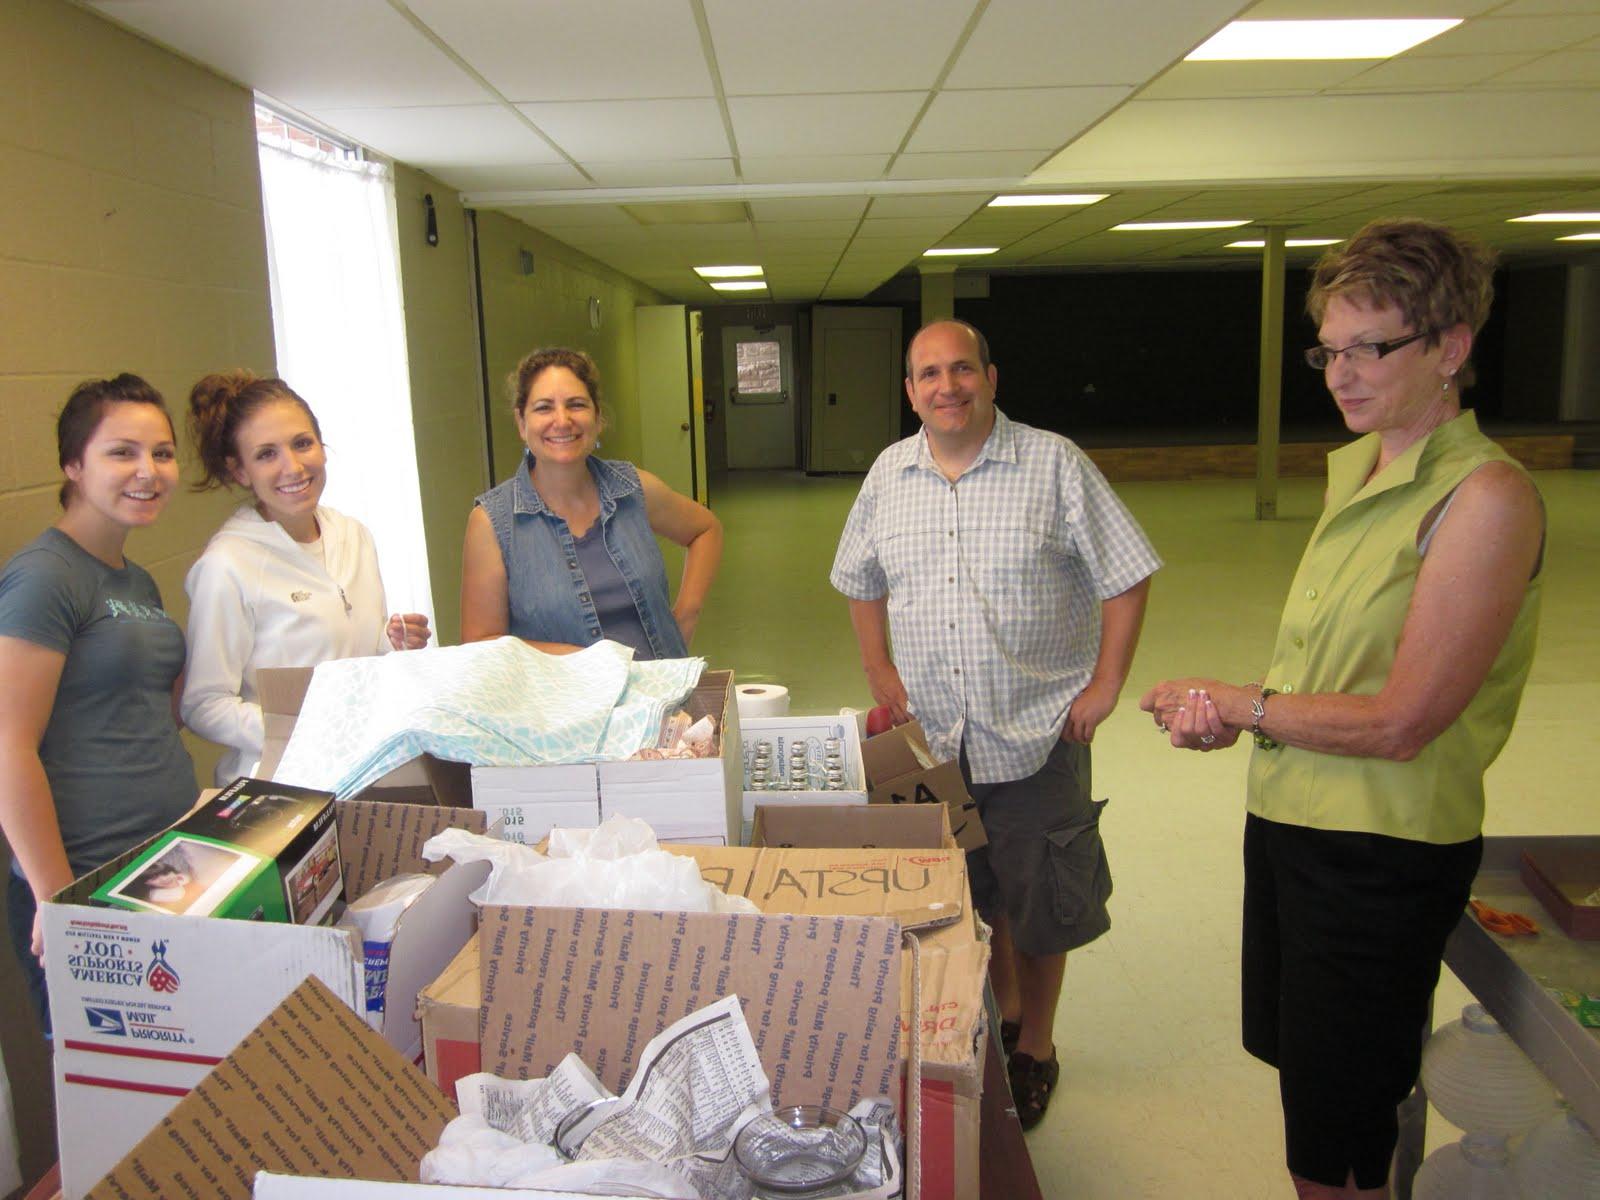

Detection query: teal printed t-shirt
(0, 528), (196, 876)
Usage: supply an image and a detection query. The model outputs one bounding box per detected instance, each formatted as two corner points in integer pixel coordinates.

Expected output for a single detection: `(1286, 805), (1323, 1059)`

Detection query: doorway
(721, 325), (796, 469)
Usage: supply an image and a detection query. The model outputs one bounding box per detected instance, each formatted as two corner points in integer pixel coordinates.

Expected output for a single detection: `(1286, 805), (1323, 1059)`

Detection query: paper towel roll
(736, 684), (791, 718)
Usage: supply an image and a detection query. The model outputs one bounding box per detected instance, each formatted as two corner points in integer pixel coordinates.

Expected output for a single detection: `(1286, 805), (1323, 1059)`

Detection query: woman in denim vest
(461, 347), (721, 659)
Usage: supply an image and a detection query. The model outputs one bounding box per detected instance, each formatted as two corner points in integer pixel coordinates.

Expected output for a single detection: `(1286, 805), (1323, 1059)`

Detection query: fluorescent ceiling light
(694, 265), (763, 278)
(1557, 232), (1600, 242)
(1186, 19), (1460, 61)
(1509, 212), (1600, 223)
(1226, 238), (1341, 248)
(988, 194), (1108, 208)
(1113, 220), (1249, 232)
(923, 247), (998, 256)
(709, 280), (768, 292)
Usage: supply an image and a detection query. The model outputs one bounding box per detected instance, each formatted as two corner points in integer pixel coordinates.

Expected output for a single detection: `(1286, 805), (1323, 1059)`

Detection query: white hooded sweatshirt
(182, 505), (390, 785)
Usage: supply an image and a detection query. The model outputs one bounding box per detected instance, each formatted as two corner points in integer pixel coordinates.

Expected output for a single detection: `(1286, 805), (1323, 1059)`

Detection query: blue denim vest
(476, 453), (688, 659)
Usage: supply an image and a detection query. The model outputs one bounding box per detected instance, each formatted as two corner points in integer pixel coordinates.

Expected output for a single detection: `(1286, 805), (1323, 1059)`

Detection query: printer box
(90, 777), (339, 924)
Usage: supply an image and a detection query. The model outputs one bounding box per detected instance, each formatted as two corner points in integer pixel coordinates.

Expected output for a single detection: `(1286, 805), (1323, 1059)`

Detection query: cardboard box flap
(478, 906), (901, 1114)
(860, 720), (938, 784)
(674, 844), (965, 931)
(89, 975), (456, 1200)
(901, 918), (991, 1070)
(750, 803), (952, 850)
(338, 800), (486, 901)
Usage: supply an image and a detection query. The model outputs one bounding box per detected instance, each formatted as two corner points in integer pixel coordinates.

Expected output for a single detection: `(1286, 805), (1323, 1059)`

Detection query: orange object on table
(1470, 898), (1540, 937)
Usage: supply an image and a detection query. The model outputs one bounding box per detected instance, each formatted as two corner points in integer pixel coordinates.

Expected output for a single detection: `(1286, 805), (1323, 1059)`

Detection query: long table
(1395, 834), (1600, 1198)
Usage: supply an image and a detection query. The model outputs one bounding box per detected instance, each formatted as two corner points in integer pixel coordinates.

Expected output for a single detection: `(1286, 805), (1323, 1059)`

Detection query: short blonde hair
(1307, 218), (1496, 387)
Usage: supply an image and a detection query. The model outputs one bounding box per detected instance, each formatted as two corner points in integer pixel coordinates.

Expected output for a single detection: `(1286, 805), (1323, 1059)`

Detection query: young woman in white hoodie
(181, 371), (430, 784)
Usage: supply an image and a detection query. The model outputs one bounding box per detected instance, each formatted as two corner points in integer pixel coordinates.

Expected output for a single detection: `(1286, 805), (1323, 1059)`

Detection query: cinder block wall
(0, 0), (276, 602)
(0, 0), (279, 1178)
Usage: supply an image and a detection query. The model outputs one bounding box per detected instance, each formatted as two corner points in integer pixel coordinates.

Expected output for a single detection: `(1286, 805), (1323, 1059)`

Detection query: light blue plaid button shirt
(831, 409), (1162, 784)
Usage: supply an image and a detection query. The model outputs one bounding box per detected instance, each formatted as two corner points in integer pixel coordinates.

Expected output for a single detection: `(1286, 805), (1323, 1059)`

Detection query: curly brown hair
(508, 347), (602, 418)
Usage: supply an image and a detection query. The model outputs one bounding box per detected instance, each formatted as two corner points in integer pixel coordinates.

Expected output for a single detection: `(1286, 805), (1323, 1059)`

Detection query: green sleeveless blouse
(1246, 410), (1542, 844)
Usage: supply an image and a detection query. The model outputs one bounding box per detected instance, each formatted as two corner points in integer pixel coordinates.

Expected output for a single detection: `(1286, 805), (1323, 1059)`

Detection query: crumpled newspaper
(422, 815), (758, 914)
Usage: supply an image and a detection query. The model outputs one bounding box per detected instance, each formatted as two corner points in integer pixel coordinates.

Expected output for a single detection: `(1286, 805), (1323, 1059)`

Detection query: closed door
(635, 305), (695, 496)
(809, 306), (902, 472)
(722, 325), (796, 469)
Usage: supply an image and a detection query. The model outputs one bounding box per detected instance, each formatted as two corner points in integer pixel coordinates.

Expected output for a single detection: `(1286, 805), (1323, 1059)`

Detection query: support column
(1256, 226), (1287, 520)
(918, 264), (956, 324)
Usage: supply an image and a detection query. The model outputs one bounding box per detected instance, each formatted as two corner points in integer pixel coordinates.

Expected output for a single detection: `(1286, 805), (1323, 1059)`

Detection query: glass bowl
(733, 1105), (867, 1196)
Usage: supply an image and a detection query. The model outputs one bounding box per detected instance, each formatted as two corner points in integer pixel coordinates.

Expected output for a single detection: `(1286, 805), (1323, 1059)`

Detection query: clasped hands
(1139, 678), (1246, 752)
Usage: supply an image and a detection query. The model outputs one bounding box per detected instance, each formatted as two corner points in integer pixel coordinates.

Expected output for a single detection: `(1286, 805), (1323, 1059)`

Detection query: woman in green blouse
(1142, 219), (1544, 1200)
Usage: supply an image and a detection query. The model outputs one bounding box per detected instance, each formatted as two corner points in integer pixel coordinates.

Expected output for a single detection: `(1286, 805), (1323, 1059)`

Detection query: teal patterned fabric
(271, 637), (705, 798)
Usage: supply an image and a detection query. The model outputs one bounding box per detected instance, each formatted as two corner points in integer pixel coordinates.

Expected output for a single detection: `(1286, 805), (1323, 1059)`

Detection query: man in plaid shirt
(831, 319), (1160, 1131)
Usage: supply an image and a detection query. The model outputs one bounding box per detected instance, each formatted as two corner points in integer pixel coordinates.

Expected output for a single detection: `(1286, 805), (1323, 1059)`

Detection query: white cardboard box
(469, 669), (742, 846)
(738, 714), (867, 843)
(45, 800), (488, 1200)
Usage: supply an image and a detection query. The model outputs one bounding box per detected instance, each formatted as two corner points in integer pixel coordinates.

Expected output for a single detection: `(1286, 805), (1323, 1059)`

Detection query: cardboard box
(94, 946), (904, 1198)
(859, 719), (986, 852)
(45, 800), (489, 1200)
(1521, 849), (1600, 939)
(468, 670), (741, 845)
(91, 778), (340, 924)
(258, 667), (475, 808)
(749, 803), (988, 1200)
(738, 714), (868, 844)
(419, 806), (984, 1200)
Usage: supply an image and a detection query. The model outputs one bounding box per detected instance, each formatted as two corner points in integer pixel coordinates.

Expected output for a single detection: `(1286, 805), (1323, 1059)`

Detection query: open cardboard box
(418, 804), (987, 1200)
(257, 667), (475, 808)
(857, 718), (985, 852)
(1520, 848), (1600, 939)
(470, 669), (742, 846)
(87, 966), (896, 1200)
(45, 800), (489, 1200)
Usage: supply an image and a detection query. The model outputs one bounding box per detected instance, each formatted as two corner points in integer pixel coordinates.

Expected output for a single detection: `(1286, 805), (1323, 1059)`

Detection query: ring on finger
(1200, 734), (1216, 745)
(1157, 722), (1168, 733)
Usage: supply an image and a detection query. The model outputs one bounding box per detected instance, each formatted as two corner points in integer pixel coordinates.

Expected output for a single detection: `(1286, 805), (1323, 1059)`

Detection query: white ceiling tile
(1491, 0), (1600, 14)
(405, 0), (713, 101)
(948, 0), (1241, 88)
(86, 0), (487, 107)
(317, 105), (564, 165)
(1484, 50), (1600, 85)
(867, 193), (989, 217)
(584, 160), (738, 187)
(729, 93), (926, 156)
(706, 0), (975, 94)
(440, 163), (591, 192)
(1329, 54), (1545, 91)
(740, 155), (891, 182)
(856, 216), (965, 239)
(1410, 15), (1600, 55)
(888, 149), (1048, 179)
(1245, 0), (1503, 15)
(515, 99), (729, 160)
(493, 204), (637, 228)
(748, 197), (870, 221)
(752, 220), (863, 239)
(1137, 61), (1377, 100)
(907, 86), (1131, 154)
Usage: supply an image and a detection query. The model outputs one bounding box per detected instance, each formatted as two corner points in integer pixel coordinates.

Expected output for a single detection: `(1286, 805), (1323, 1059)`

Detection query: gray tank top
(572, 523), (654, 659)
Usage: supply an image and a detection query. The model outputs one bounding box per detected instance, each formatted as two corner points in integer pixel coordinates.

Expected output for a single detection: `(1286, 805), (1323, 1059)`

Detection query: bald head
(906, 319), (990, 379)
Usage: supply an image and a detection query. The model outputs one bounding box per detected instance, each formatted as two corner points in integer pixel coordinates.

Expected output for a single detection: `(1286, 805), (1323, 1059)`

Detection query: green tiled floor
(697, 465), (1600, 1199)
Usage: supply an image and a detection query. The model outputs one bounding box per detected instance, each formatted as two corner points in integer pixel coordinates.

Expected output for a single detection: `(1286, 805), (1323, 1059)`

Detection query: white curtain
(257, 141), (435, 623)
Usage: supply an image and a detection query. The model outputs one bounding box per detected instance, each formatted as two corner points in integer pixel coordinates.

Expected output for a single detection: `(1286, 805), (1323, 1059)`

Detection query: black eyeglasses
(1304, 330), (1432, 370)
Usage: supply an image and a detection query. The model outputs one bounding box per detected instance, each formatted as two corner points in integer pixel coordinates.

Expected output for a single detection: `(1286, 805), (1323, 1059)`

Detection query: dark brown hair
(1307, 218), (1496, 387)
(509, 347), (602, 418)
(56, 374), (174, 507)
(187, 370), (322, 490)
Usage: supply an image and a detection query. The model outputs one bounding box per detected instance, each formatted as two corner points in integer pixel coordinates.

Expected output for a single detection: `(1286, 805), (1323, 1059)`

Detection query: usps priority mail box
(45, 799), (488, 1200)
